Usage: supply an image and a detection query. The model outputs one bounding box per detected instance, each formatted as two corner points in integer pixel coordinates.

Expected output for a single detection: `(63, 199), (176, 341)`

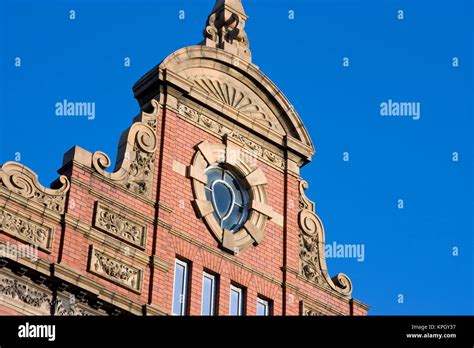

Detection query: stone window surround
(189, 141), (275, 254)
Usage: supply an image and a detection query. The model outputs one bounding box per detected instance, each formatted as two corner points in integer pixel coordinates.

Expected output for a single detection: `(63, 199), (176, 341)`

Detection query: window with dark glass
(172, 259), (189, 316)
(205, 165), (249, 233)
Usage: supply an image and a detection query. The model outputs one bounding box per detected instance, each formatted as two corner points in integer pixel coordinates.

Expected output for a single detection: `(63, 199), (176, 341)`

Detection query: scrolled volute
(91, 102), (159, 198)
(298, 180), (353, 297)
(0, 162), (70, 214)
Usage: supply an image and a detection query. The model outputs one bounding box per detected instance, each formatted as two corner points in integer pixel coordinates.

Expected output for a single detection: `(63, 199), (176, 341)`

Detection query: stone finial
(202, 0), (252, 63)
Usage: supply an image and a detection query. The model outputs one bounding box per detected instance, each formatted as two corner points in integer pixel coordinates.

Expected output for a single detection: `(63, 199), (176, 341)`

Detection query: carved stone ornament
(177, 103), (285, 171)
(54, 296), (97, 316)
(0, 162), (70, 214)
(0, 272), (52, 314)
(93, 202), (146, 249)
(190, 141), (274, 254)
(189, 76), (285, 135)
(302, 303), (325, 316)
(298, 180), (353, 297)
(0, 209), (53, 251)
(202, 0), (252, 62)
(92, 100), (159, 199)
(88, 246), (143, 292)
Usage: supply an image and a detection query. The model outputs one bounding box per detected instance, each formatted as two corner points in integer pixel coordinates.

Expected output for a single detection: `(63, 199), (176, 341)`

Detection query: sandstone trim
(0, 162), (70, 214)
(190, 141), (274, 254)
(93, 201), (147, 249)
(298, 180), (353, 298)
(0, 208), (54, 252)
(88, 246), (144, 293)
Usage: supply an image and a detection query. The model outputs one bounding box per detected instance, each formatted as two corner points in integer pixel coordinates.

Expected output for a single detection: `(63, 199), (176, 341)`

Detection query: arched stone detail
(134, 45), (315, 165)
(190, 141), (274, 254)
(298, 180), (353, 298)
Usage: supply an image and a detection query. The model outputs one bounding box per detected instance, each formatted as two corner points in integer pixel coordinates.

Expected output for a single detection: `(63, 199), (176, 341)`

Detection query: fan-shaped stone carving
(191, 76), (285, 135)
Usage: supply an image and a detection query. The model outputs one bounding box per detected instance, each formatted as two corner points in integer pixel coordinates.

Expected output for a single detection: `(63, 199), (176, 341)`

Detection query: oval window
(204, 166), (249, 232)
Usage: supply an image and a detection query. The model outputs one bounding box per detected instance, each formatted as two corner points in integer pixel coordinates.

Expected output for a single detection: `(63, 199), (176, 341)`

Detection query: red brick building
(0, 0), (368, 316)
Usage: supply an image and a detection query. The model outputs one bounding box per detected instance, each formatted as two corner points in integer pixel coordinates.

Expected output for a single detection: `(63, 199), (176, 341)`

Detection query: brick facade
(0, 0), (368, 317)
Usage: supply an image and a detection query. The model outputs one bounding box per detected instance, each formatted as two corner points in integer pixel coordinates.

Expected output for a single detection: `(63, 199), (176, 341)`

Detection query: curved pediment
(134, 45), (315, 164)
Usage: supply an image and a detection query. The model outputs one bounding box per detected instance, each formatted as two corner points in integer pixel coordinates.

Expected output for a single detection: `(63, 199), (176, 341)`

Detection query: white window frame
(229, 285), (243, 316)
(201, 272), (216, 315)
(172, 259), (188, 316)
(257, 297), (270, 316)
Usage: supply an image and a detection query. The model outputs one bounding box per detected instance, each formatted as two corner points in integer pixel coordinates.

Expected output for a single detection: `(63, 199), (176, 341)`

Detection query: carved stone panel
(54, 294), (103, 316)
(0, 270), (52, 315)
(301, 302), (326, 316)
(177, 103), (286, 171)
(93, 202), (147, 249)
(88, 246), (143, 293)
(0, 209), (53, 251)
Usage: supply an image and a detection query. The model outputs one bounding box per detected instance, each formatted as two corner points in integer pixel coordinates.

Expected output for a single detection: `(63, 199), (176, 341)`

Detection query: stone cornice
(285, 266), (352, 304)
(0, 187), (62, 224)
(66, 165), (155, 208)
(350, 298), (371, 312)
(284, 282), (347, 316)
(0, 242), (51, 277)
(52, 263), (143, 315)
(150, 255), (171, 273)
(144, 303), (167, 316)
(64, 214), (150, 266)
(63, 214), (169, 270)
(0, 268), (52, 316)
(300, 300), (343, 316)
(68, 175), (173, 219)
(175, 101), (287, 172)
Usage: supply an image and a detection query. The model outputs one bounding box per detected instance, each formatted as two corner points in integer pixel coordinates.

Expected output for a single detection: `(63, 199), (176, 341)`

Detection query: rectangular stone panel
(0, 208), (53, 252)
(88, 246), (143, 293)
(93, 202), (147, 249)
(0, 270), (52, 315)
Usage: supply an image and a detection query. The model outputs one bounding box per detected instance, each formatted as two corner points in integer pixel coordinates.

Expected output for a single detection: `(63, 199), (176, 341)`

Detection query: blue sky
(0, 0), (472, 315)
